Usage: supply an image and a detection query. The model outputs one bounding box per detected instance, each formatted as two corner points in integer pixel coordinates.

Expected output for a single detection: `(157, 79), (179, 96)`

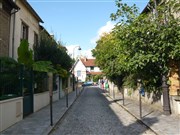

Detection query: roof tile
(81, 58), (96, 67)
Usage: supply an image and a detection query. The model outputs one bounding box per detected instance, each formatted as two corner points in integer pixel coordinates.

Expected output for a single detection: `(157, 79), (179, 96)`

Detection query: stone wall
(108, 81), (180, 114)
(0, 9), (10, 57)
(169, 62), (180, 96)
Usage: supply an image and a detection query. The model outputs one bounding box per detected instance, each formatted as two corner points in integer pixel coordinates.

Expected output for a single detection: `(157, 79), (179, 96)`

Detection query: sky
(28, 0), (149, 58)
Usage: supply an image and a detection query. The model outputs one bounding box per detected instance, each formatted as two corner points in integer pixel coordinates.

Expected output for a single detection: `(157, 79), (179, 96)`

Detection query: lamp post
(72, 46), (81, 96)
(162, 75), (171, 115)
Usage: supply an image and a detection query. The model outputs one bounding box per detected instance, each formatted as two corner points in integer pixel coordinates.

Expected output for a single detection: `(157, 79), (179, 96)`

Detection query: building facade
(74, 57), (102, 82)
(9, 0), (43, 59)
(0, 0), (19, 57)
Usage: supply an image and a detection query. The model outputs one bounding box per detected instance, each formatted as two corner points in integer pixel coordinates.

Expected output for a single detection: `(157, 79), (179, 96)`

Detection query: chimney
(84, 57), (87, 62)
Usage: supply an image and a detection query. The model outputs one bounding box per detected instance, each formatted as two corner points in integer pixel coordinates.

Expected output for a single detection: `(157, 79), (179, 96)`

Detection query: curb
(104, 92), (159, 135)
(46, 87), (84, 135)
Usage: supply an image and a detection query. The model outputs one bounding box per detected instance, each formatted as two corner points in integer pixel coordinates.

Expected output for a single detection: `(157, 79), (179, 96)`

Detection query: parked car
(82, 81), (93, 87)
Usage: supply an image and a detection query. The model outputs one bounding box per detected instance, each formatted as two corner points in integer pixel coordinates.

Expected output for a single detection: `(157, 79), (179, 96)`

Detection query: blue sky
(28, 0), (149, 58)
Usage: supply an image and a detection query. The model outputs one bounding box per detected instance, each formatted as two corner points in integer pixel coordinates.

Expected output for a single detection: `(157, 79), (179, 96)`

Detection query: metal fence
(0, 57), (22, 100)
(0, 57), (62, 100)
(34, 71), (48, 93)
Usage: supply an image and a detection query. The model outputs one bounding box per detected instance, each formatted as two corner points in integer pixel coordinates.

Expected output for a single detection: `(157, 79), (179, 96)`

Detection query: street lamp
(73, 46), (81, 60)
(72, 46), (81, 95)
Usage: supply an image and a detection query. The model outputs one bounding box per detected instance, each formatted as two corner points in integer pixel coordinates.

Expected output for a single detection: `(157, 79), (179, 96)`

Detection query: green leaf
(17, 40), (33, 67)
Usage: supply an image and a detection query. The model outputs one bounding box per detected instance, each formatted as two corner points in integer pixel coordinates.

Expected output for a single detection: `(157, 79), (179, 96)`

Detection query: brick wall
(0, 9), (10, 57)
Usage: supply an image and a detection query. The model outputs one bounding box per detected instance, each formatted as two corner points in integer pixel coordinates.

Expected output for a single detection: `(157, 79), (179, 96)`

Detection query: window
(34, 32), (38, 46)
(77, 70), (81, 77)
(21, 22), (28, 40)
(90, 66), (94, 71)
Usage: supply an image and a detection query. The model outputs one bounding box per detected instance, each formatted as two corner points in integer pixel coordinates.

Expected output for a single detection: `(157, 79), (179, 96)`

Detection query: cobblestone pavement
(50, 87), (156, 135)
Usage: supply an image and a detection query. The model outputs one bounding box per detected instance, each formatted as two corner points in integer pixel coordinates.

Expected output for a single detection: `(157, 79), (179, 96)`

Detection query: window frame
(21, 21), (29, 41)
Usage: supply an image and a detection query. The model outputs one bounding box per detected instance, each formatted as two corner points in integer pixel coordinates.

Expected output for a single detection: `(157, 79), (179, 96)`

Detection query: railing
(0, 57), (22, 100)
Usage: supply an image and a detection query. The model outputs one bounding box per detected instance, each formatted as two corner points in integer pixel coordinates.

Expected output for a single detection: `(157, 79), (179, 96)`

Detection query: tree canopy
(92, 0), (180, 90)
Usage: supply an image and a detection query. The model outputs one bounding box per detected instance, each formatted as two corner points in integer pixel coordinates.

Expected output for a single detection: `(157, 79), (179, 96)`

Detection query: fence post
(20, 65), (24, 96)
(30, 68), (34, 112)
(0, 59), (1, 72)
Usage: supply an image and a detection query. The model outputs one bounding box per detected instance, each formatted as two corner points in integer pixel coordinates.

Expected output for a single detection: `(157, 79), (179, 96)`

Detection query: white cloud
(90, 21), (115, 44)
(81, 49), (94, 59)
(65, 21), (115, 59)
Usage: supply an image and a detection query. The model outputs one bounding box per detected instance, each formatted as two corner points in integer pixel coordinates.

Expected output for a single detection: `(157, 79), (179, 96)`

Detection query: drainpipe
(11, 8), (19, 59)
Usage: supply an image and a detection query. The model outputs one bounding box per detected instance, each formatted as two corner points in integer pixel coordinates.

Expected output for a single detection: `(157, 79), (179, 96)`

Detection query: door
(23, 68), (33, 117)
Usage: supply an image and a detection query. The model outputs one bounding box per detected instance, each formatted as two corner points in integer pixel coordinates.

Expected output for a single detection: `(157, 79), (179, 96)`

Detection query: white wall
(86, 66), (101, 72)
(0, 97), (23, 132)
(59, 77), (65, 98)
(34, 91), (49, 112)
(94, 67), (101, 72)
(74, 60), (86, 82)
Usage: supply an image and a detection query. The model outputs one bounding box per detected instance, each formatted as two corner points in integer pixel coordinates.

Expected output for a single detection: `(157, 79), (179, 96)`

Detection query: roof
(89, 72), (102, 75)
(141, 0), (162, 14)
(80, 58), (96, 67)
(6, 0), (19, 10)
(70, 59), (79, 72)
(20, 0), (44, 23)
(86, 71), (102, 75)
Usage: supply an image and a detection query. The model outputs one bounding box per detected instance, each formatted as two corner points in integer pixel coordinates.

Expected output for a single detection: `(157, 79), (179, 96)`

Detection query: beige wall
(34, 91), (49, 112)
(0, 97), (23, 132)
(9, 0), (40, 59)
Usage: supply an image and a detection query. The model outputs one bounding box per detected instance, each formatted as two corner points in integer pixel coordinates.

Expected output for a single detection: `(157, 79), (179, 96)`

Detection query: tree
(17, 39), (55, 73)
(93, 0), (180, 91)
(33, 31), (73, 77)
(18, 40), (33, 68)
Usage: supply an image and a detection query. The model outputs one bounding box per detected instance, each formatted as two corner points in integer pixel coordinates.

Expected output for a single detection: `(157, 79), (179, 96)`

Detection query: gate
(0, 58), (34, 117)
(22, 67), (34, 117)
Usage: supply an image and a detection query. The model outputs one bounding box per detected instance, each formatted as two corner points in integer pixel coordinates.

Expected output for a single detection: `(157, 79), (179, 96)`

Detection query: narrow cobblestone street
(50, 86), (156, 135)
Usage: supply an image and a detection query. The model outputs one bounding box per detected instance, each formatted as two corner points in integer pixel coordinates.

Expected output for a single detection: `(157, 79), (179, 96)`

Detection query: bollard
(66, 88), (68, 108)
(122, 88), (125, 106)
(48, 72), (53, 126)
(137, 79), (142, 119)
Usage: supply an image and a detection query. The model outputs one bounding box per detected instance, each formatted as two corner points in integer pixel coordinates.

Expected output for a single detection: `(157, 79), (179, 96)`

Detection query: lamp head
(78, 46), (81, 50)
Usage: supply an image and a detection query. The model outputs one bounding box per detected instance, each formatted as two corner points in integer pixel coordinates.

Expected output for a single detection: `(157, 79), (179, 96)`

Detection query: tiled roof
(90, 72), (102, 75)
(80, 58), (96, 67)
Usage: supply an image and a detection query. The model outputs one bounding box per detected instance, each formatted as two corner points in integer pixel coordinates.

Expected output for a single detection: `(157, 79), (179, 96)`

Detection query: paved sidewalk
(103, 90), (180, 135)
(1, 88), (83, 135)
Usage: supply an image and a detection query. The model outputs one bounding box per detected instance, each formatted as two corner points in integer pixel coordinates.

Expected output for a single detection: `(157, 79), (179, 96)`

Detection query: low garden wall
(34, 91), (49, 112)
(108, 81), (180, 115)
(53, 90), (59, 102)
(0, 97), (23, 132)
